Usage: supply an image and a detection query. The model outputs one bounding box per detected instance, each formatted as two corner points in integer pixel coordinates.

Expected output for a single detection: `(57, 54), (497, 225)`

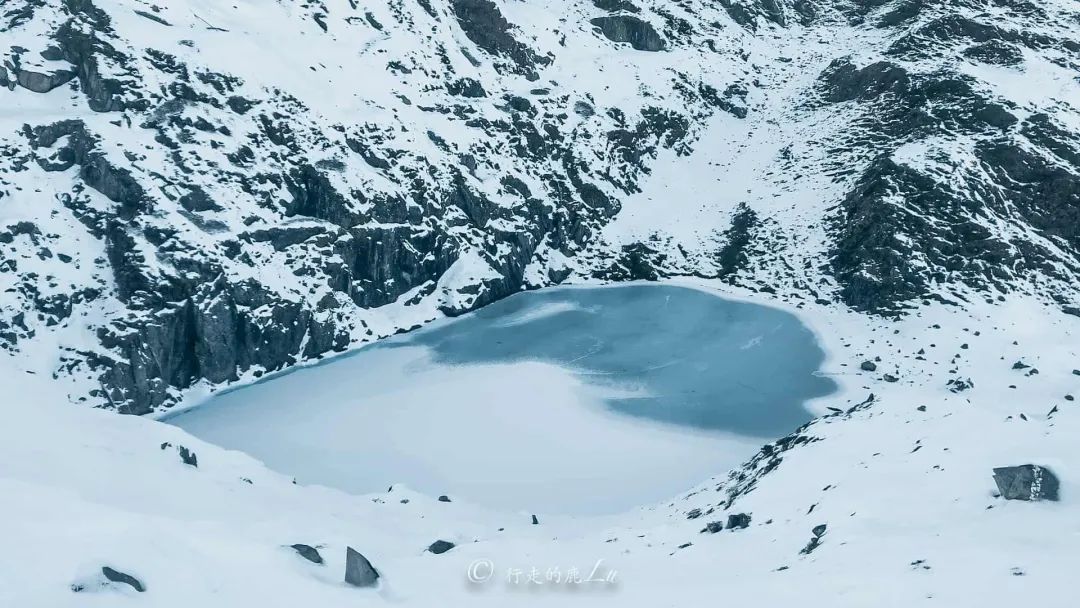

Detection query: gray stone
(101, 567), (145, 592)
(290, 544), (323, 564)
(428, 540), (455, 555)
(860, 360), (877, 371)
(344, 547), (380, 587)
(993, 465), (1060, 501)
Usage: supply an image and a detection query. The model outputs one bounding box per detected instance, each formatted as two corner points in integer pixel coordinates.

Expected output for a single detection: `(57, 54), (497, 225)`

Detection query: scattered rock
(437, 495), (452, 503)
(947, 377), (974, 393)
(812, 524), (827, 538)
(702, 521), (723, 534)
(344, 547), (380, 588)
(531, 514), (539, 525)
(101, 567), (145, 592)
(1012, 360), (1030, 370)
(860, 360), (877, 372)
(883, 373), (899, 383)
(992, 465), (1060, 501)
(290, 544), (323, 564)
(428, 540), (455, 555)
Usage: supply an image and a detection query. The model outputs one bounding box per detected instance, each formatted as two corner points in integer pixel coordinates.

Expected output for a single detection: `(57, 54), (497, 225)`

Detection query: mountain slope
(2, 0), (1079, 412)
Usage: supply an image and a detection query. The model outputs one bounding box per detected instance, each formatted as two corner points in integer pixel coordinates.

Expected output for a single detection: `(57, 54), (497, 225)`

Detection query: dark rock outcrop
(590, 16), (666, 52)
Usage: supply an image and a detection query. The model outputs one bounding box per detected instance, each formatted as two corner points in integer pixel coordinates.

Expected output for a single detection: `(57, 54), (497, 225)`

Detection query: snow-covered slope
(2, 0), (1080, 605)
(3, 284), (1077, 606)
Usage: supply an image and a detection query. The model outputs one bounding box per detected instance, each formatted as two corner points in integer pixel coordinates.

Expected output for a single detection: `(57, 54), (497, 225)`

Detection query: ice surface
(168, 285), (834, 514)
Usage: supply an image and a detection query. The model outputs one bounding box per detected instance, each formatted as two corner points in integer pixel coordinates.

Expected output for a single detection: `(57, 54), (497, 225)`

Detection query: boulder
(101, 567), (145, 592)
(290, 544), (323, 564)
(993, 465), (1060, 501)
(428, 540), (455, 555)
(860, 360), (877, 371)
(726, 513), (751, 530)
(344, 547), (380, 587)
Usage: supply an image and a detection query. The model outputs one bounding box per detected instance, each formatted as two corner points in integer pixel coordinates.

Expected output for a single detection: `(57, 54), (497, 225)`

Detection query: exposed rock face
(344, 547), (380, 588)
(993, 465), (1060, 501)
(590, 16), (666, 51)
(450, 0), (548, 75)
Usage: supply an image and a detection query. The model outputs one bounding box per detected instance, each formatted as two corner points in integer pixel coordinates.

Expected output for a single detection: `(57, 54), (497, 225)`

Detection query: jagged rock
(450, 0), (547, 74)
(726, 513), (751, 530)
(428, 540), (455, 555)
(812, 524), (827, 537)
(992, 465), (1060, 501)
(590, 16), (666, 52)
(101, 566), (145, 592)
(344, 547), (379, 587)
(159, 442), (197, 467)
(290, 544), (323, 564)
(1012, 360), (1030, 370)
(531, 514), (539, 525)
(702, 521), (724, 534)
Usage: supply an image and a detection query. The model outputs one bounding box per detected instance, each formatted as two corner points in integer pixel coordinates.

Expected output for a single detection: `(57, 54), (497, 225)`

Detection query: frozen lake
(166, 285), (836, 514)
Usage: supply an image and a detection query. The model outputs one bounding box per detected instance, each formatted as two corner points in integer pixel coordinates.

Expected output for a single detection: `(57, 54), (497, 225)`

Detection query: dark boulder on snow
(531, 514), (539, 525)
(344, 547), (380, 587)
(290, 544), (323, 564)
(437, 495), (452, 503)
(812, 523), (827, 538)
(702, 521), (724, 534)
(993, 465), (1060, 501)
(428, 540), (456, 555)
(860, 360), (877, 371)
(726, 513), (751, 530)
(101, 567), (145, 592)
